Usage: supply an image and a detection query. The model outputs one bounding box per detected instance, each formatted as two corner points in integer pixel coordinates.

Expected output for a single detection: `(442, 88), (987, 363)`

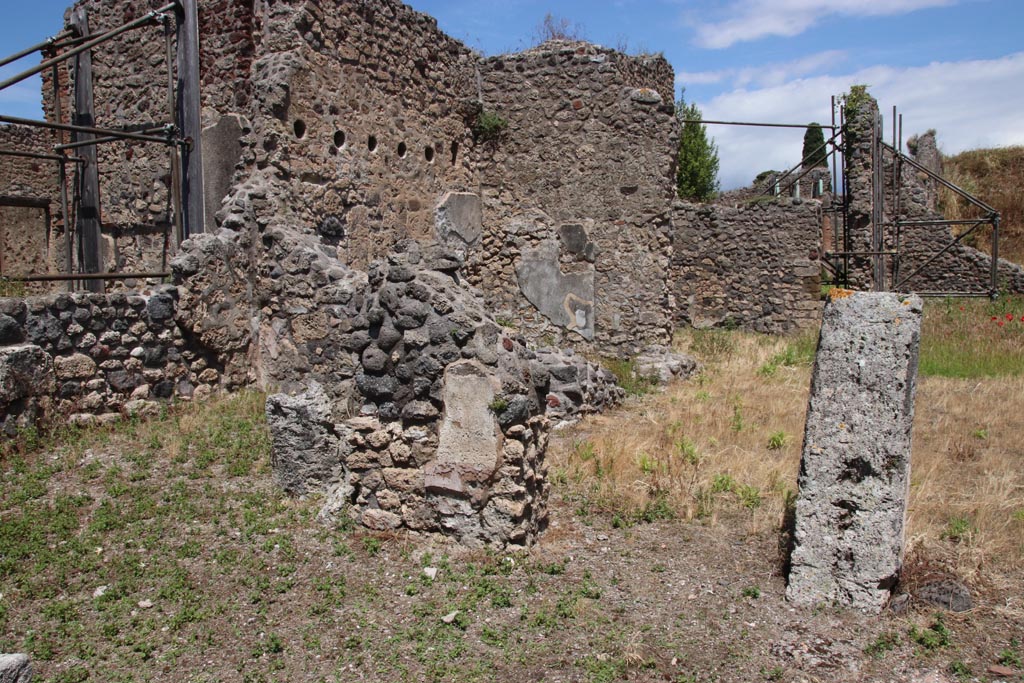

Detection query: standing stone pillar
(787, 291), (922, 612)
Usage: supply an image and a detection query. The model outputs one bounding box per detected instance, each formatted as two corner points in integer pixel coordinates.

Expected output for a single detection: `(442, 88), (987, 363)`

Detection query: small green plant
(941, 515), (975, 543)
(637, 452), (657, 474)
(494, 316), (516, 328)
(843, 84), (871, 116)
(675, 437), (700, 465)
(472, 110), (509, 143)
(741, 586), (760, 599)
(695, 390), (710, 401)
(639, 492), (675, 523)
(760, 665), (784, 681)
(0, 276), (27, 297)
(766, 431), (788, 450)
(999, 647), (1024, 667)
(909, 614), (952, 650)
(488, 397), (509, 414)
(266, 633), (285, 654)
(972, 427), (988, 440)
(730, 403), (745, 432)
(603, 357), (659, 397)
(711, 473), (736, 493)
(737, 484), (761, 510)
(864, 631), (900, 658)
(362, 537), (383, 556)
(689, 329), (735, 360)
(948, 660), (972, 680)
(757, 361), (778, 377)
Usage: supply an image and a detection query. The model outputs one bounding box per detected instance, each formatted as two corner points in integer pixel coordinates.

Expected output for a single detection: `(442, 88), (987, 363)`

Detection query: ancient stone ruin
(0, 0), (1021, 547)
(787, 291), (922, 612)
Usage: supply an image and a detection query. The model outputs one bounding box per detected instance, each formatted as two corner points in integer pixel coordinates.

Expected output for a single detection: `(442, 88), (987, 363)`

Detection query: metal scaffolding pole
(69, 6), (103, 293)
(0, 30), (73, 70)
(0, 4), (175, 93)
(0, 114), (178, 146)
(176, 0), (205, 238)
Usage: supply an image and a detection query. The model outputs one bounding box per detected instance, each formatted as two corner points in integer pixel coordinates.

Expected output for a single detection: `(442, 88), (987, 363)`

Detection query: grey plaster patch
(201, 114), (245, 233)
(787, 292), (922, 613)
(435, 192), (482, 247)
(516, 242), (595, 340)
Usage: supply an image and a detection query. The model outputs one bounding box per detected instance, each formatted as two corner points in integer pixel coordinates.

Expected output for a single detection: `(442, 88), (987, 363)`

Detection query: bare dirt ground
(4, 310), (1024, 683)
(3, 426), (1021, 683)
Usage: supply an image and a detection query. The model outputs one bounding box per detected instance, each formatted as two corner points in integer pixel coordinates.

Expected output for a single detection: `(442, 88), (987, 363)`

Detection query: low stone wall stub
(787, 291), (922, 612)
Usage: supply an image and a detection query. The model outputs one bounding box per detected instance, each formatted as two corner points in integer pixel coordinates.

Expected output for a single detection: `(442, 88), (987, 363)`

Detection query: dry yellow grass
(941, 145), (1024, 265)
(553, 327), (1024, 580)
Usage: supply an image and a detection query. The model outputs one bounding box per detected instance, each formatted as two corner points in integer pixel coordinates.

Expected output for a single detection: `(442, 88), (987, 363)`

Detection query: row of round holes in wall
(294, 119), (457, 164)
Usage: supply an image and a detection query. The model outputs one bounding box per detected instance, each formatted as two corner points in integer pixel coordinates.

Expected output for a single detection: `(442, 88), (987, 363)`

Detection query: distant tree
(801, 123), (828, 167)
(533, 13), (585, 43)
(675, 95), (720, 202)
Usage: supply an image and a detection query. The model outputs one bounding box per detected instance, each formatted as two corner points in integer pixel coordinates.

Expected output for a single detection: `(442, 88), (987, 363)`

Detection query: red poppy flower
(991, 316), (999, 321)
(1006, 313), (1014, 321)
(998, 321), (1005, 327)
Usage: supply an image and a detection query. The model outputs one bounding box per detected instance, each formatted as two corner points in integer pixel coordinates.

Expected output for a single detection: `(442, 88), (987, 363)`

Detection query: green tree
(675, 96), (720, 202)
(801, 123), (828, 167)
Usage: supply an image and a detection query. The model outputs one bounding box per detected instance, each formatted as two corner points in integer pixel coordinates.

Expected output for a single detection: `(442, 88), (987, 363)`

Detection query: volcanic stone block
(266, 382), (347, 495)
(0, 653), (32, 683)
(787, 291), (922, 612)
(0, 345), (55, 407)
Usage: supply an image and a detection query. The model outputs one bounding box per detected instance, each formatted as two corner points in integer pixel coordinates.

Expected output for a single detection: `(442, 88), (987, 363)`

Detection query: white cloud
(0, 65), (44, 120)
(699, 53), (1024, 189)
(677, 50), (846, 90)
(693, 0), (957, 48)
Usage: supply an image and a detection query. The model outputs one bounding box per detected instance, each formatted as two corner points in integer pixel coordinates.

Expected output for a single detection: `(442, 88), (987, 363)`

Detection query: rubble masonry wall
(671, 198), (823, 333)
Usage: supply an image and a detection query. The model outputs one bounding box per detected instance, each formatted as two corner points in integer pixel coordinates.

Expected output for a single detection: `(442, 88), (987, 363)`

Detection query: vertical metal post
(990, 214), (1000, 296)
(52, 61), (74, 292)
(894, 113), (903, 289)
(839, 102), (850, 287)
(69, 7), (104, 293)
(871, 111), (885, 291)
(57, 159), (73, 292)
(175, 0), (205, 238)
(163, 14), (183, 263)
(890, 106), (897, 290)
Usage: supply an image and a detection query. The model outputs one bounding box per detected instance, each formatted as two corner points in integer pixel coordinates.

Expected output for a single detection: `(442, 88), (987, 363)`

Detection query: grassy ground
(555, 297), (1024, 579)
(1, 299), (1023, 682)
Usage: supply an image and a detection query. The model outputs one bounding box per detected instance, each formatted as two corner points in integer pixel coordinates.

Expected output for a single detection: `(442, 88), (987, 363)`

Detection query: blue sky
(3, 0), (1023, 188)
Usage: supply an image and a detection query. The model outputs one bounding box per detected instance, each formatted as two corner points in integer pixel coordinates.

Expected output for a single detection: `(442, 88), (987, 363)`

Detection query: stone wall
(259, 243), (557, 546)
(671, 198), (823, 333)
(0, 286), (220, 435)
(0, 125), (63, 292)
(236, 0), (477, 268)
(471, 42), (678, 354)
